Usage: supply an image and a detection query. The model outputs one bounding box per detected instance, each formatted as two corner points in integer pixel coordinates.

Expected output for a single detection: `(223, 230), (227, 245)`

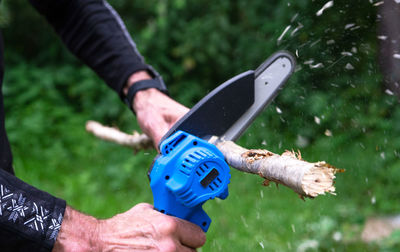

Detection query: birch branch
(86, 120), (342, 198)
(86, 121), (153, 151)
(212, 140), (339, 198)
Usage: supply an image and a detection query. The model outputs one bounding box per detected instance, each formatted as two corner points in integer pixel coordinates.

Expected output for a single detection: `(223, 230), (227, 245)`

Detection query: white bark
(86, 120), (341, 198)
(213, 140), (337, 198)
(85, 121), (153, 151)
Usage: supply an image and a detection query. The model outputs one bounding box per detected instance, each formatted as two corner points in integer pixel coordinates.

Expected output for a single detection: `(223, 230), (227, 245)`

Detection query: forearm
(29, 0), (164, 96)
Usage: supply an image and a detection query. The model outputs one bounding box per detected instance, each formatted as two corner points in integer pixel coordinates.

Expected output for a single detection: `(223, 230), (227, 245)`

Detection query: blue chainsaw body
(149, 131), (230, 232)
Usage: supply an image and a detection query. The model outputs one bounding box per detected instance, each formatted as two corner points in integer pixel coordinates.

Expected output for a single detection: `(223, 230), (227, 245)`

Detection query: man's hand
(53, 204), (206, 251)
(134, 89), (189, 147)
(124, 71), (189, 147)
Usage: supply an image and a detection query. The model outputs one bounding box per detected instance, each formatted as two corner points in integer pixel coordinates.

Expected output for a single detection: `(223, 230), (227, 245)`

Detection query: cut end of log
(216, 140), (343, 199)
(301, 162), (343, 198)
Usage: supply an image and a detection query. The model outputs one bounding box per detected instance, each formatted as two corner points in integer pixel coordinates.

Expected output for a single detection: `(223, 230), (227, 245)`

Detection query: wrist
(132, 88), (164, 113)
(52, 206), (100, 252)
(123, 71), (168, 114)
(123, 70), (152, 96)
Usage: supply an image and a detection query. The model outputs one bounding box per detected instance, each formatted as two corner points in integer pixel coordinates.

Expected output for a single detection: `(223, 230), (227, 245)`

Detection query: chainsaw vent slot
(163, 134), (186, 155)
(180, 162), (194, 176)
(209, 180), (220, 191)
(211, 177), (222, 189)
(180, 150), (212, 176)
(177, 189), (197, 205)
(179, 168), (190, 176)
(198, 150), (208, 157)
(179, 161), (192, 175)
(188, 154), (199, 160)
(195, 163), (209, 178)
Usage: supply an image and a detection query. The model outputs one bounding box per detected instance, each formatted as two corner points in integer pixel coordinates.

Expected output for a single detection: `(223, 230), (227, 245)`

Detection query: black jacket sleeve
(0, 169), (66, 252)
(29, 0), (166, 98)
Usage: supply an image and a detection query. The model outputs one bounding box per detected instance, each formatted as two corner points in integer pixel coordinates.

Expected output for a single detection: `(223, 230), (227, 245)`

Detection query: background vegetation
(1, 0), (399, 251)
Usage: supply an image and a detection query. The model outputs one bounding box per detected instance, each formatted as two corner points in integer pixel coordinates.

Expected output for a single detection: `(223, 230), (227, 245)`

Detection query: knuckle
(162, 217), (178, 234)
(161, 239), (177, 252)
(135, 202), (152, 210)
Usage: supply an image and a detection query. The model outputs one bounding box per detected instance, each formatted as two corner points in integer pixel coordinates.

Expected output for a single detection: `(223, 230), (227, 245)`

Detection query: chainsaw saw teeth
(149, 131), (230, 232)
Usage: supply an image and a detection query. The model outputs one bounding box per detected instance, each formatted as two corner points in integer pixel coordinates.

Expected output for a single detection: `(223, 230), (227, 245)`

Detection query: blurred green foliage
(1, 0), (400, 251)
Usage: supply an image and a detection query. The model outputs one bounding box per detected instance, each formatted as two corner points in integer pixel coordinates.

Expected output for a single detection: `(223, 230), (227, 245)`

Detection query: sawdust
(242, 150), (274, 163)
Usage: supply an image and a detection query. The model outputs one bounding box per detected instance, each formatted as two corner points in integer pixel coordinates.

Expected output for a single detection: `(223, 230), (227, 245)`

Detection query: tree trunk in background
(378, 0), (400, 98)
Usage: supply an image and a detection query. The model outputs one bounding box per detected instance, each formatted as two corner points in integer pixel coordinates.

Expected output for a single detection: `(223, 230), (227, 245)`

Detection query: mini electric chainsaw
(148, 51), (296, 232)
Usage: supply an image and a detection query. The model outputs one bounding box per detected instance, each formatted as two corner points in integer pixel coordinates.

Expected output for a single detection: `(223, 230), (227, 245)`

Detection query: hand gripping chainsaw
(148, 51), (296, 232)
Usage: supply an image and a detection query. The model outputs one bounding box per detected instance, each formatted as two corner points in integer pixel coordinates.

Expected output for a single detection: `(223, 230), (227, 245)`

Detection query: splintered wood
(86, 120), (342, 198)
(212, 140), (340, 198)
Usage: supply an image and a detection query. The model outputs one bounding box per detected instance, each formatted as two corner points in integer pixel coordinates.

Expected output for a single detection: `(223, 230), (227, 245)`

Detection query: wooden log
(86, 120), (342, 198)
(86, 121), (153, 151)
(212, 139), (339, 198)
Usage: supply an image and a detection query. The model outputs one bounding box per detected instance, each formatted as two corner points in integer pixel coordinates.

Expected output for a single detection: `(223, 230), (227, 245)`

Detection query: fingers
(174, 218), (206, 249)
(179, 245), (197, 252)
(103, 202), (205, 251)
(134, 88), (189, 147)
(148, 208), (205, 249)
(161, 238), (197, 252)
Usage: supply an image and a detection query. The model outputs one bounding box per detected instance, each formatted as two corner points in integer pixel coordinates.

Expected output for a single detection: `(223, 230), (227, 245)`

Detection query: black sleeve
(0, 169), (66, 252)
(28, 0), (166, 98)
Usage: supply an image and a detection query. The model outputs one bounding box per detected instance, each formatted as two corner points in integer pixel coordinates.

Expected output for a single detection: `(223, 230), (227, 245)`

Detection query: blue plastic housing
(149, 131), (230, 232)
